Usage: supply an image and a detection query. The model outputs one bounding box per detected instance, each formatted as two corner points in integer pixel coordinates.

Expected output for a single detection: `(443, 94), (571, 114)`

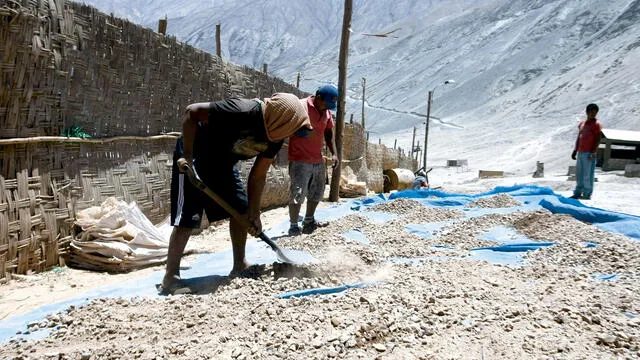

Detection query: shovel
(177, 159), (296, 264)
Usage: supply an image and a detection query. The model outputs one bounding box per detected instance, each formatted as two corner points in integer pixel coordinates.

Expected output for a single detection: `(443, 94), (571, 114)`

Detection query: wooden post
(394, 139), (397, 149)
(366, 131), (370, 141)
(349, 113), (354, 124)
(423, 90), (432, 170)
(361, 77), (366, 129)
(603, 140), (612, 171)
(215, 24), (222, 58)
(296, 72), (301, 88)
(410, 126), (416, 170)
(158, 17), (167, 35)
(379, 138), (381, 145)
(329, 0), (353, 202)
(263, 64), (268, 74)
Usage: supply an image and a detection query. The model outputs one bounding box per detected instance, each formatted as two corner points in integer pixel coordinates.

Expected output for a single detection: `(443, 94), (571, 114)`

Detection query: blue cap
(316, 85), (338, 111)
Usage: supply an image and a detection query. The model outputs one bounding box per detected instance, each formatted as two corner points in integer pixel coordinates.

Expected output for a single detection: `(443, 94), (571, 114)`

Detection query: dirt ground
(1, 173), (640, 359)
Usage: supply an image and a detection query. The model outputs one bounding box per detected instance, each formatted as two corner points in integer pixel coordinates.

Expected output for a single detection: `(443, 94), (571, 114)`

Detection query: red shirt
(288, 96), (335, 163)
(577, 119), (602, 153)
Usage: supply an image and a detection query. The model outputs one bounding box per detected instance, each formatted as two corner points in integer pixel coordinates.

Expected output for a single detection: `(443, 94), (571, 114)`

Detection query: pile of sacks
(69, 198), (169, 272)
(339, 166), (367, 198)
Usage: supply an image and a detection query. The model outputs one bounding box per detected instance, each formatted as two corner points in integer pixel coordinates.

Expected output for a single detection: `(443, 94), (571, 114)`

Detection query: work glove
(571, 150), (577, 160)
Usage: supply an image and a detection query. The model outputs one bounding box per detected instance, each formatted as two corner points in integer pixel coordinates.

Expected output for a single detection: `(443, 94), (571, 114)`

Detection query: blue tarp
(391, 185), (640, 241)
(277, 282), (376, 299)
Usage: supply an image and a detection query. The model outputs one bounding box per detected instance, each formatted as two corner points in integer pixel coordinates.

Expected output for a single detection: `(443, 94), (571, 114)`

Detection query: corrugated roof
(601, 129), (640, 143)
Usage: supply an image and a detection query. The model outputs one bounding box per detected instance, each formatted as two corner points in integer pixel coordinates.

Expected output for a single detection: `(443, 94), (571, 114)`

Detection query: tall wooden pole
(394, 139), (397, 149)
(296, 72), (301, 88)
(215, 24), (222, 58)
(423, 90), (432, 171)
(329, 0), (353, 202)
(361, 77), (366, 129)
(410, 126), (416, 167)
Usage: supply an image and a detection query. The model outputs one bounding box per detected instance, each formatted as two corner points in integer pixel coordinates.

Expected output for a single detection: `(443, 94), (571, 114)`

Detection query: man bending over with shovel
(161, 93), (311, 293)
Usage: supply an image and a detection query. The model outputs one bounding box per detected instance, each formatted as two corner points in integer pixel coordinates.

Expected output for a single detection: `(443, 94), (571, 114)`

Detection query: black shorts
(170, 143), (248, 228)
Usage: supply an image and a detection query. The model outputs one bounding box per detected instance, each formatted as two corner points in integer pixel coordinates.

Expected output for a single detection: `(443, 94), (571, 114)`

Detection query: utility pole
(296, 72), (301, 88)
(329, 0), (353, 202)
(361, 77), (366, 129)
(423, 91), (432, 171)
(410, 126), (416, 169)
(215, 24), (222, 58)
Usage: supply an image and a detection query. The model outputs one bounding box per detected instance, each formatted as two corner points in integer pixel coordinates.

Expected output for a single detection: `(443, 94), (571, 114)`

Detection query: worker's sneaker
(288, 224), (302, 236)
(302, 219), (329, 234)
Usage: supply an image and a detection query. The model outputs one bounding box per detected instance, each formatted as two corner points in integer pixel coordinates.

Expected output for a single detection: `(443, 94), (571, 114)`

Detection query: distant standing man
(288, 85), (339, 235)
(162, 93), (311, 293)
(570, 103), (602, 200)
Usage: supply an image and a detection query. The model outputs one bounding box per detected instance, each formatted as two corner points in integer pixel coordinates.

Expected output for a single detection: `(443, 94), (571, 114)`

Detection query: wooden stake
(411, 126), (416, 171)
(394, 139), (397, 149)
(215, 24), (222, 58)
(329, 0), (353, 202)
(158, 17), (167, 35)
(349, 113), (354, 124)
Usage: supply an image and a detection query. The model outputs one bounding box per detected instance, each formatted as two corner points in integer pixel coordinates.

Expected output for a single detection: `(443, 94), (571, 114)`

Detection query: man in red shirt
(288, 85), (339, 235)
(570, 103), (602, 200)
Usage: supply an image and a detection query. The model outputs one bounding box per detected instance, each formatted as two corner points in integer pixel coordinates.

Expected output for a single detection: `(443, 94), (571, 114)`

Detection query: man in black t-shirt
(162, 93), (311, 293)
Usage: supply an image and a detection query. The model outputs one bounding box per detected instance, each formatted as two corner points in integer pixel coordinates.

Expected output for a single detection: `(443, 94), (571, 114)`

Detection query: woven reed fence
(0, 136), (177, 283)
(0, 0), (305, 139)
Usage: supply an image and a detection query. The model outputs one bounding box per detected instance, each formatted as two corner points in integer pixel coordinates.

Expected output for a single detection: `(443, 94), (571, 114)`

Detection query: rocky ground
(2, 192), (639, 360)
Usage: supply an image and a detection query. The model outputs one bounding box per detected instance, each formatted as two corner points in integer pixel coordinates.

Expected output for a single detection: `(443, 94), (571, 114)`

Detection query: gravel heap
(2, 198), (640, 360)
(366, 198), (425, 214)
(467, 193), (523, 208)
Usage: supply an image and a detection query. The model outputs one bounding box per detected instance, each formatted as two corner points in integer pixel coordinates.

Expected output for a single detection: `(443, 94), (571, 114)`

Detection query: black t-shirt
(194, 98), (283, 166)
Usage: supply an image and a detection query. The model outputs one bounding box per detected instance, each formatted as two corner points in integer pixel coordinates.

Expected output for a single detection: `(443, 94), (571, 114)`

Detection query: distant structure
(600, 129), (640, 171)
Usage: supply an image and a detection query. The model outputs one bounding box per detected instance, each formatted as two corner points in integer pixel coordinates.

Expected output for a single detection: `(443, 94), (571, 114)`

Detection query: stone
(373, 344), (387, 352)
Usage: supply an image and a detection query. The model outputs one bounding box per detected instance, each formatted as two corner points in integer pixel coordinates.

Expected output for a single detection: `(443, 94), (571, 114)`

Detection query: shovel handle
(178, 159), (295, 263)
(179, 161), (245, 221)
(179, 160), (268, 236)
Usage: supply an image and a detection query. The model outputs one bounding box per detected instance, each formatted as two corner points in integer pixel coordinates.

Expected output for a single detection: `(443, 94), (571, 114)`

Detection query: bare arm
(589, 131), (602, 160)
(591, 132), (602, 154)
(246, 156), (273, 234)
(324, 127), (339, 168)
(180, 102), (210, 165)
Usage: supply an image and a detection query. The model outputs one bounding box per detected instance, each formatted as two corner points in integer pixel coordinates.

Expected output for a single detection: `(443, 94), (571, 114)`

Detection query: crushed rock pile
(3, 197), (640, 360)
(467, 193), (523, 208)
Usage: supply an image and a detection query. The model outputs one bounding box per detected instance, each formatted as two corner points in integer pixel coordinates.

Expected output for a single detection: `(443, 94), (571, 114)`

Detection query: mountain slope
(80, 0), (640, 172)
